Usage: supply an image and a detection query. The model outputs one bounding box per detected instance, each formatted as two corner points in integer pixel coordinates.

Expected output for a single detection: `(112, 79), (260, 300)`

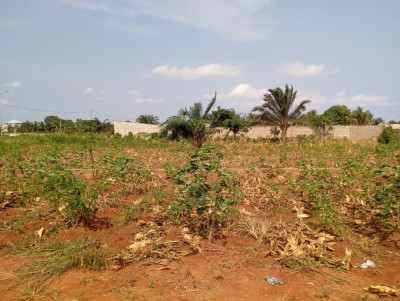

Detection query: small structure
(5, 119), (22, 133)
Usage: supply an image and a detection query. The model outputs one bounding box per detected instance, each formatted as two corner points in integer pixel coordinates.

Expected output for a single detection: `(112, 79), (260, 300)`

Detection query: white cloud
(127, 89), (165, 104)
(228, 83), (266, 99)
(0, 99), (11, 105)
(82, 87), (93, 94)
(298, 91), (327, 105)
(296, 90), (392, 112)
(3, 81), (21, 88)
(59, 0), (110, 12)
(297, 90), (391, 110)
(334, 92), (390, 107)
(135, 97), (165, 104)
(277, 61), (325, 77)
(151, 64), (241, 80)
(202, 83), (266, 110)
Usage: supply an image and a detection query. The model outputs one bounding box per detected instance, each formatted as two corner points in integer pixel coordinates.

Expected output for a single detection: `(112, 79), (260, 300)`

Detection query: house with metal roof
(4, 119), (22, 134)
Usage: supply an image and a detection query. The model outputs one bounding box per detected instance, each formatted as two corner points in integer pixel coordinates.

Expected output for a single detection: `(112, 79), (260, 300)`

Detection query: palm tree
(252, 84), (310, 141)
(162, 93), (217, 148)
(352, 106), (373, 125)
(136, 114), (160, 125)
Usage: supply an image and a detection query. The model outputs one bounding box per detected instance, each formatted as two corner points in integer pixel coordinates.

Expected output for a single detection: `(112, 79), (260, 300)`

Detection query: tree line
(18, 115), (113, 134)
(13, 84), (398, 145)
(157, 84), (391, 146)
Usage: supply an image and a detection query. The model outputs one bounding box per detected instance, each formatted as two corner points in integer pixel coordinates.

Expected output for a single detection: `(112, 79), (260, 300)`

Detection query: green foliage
(101, 154), (151, 184)
(319, 105), (353, 125)
(223, 115), (249, 138)
(209, 107), (249, 138)
(269, 126), (281, 142)
(19, 116), (113, 134)
(171, 145), (241, 237)
(209, 107), (236, 127)
(352, 106), (374, 125)
(161, 93), (217, 147)
(252, 84), (310, 141)
(373, 161), (400, 233)
(41, 163), (98, 225)
(75, 118), (113, 134)
(17, 151), (99, 225)
(136, 114), (160, 124)
(299, 168), (344, 234)
(121, 199), (148, 224)
(19, 121), (45, 133)
(378, 126), (400, 144)
(44, 115), (61, 132)
(298, 109), (318, 126)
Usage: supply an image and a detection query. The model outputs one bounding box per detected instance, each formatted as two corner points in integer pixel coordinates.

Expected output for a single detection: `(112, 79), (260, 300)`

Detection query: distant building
(5, 119), (22, 133)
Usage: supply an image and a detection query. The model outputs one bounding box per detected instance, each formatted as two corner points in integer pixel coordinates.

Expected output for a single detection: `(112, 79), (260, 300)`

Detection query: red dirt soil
(1, 208), (399, 301)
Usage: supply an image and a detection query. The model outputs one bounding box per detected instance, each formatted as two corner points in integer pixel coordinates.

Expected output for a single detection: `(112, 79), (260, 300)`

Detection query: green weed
(373, 163), (400, 233)
(170, 145), (242, 238)
(121, 199), (148, 224)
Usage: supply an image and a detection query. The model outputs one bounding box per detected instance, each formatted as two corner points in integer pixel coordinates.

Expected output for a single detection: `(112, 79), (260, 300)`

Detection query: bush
(378, 126), (400, 144)
(373, 163), (400, 233)
(170, 145), (241, 238)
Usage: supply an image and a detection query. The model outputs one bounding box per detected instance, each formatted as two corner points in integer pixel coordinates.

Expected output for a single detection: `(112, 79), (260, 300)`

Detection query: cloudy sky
(1, 0), (399, 123)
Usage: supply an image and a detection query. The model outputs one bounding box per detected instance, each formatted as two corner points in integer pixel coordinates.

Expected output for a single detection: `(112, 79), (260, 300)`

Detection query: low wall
(214, 126), (314, 139)
(113, 121), (398, 140)
(349, 125), (385, 140)
(113, 121), (160, 136)
(214, 125), (385, 140)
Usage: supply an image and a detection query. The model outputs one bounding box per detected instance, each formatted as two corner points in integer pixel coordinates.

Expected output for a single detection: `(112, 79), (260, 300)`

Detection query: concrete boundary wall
(113, 121), (398, 140)
(114, 121), (160, 136)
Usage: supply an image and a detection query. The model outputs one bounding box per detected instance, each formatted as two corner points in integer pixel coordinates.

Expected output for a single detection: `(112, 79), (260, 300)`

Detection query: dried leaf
(341, 248), (352, 270)
(365, 285), (399, 296)
(128, 239), (151, 252)
(297, 213), (310, 219)
(36, 227), (44, 238)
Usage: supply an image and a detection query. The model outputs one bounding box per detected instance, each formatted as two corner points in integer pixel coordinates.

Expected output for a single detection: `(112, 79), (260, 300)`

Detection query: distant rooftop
(5, 120), (22, 124)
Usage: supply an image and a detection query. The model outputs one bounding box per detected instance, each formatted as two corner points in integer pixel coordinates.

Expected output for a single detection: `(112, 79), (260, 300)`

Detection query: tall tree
(162, 93), (217, 148)
(209, 107), (248, 139)
(298, 109), (319, 126)
(252, 84), (310, 141)
(352, 106), (374, 125)
(319, 105), (353, 125)
(373, 117), (384, 125)
(136, 114), (160, 125)
(44, 115), (61, 132)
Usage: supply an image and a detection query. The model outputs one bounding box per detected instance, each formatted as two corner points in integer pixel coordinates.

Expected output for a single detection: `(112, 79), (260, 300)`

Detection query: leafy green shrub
(373, 163), (400, 233)
(21, 152), (98, 225)
(378, 126), (400, 144)
(41, 166), (98, 225)
(101, 155), (151, 184)
(296, 167), (344, 234)
(170, 145), (241, 238)
(121, 199), (148, 224)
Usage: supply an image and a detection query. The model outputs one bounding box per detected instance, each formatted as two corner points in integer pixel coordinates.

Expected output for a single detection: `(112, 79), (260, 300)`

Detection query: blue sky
(1, 0), (399, 123)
